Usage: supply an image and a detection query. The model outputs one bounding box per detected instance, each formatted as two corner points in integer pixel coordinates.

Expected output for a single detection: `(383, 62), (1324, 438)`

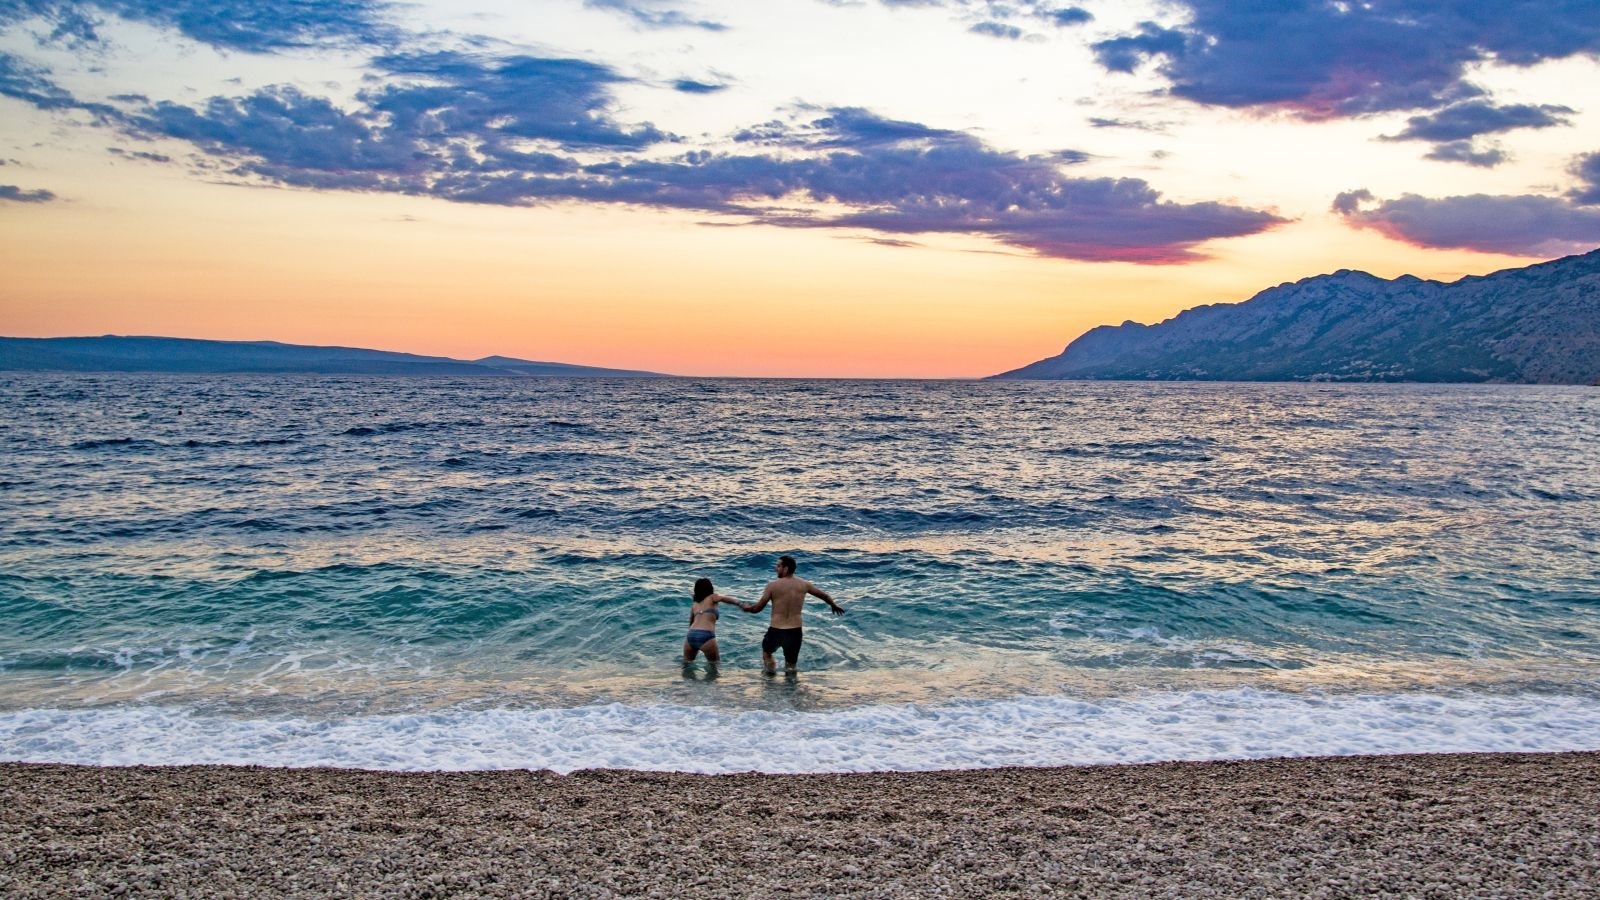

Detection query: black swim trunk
(761, 627), (803, 666)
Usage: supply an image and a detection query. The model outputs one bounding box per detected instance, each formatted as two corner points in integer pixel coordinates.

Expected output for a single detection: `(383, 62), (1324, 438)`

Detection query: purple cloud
(0, 50), (84, 111)
(1570, 152), (1600, 205)
(1043, 7), (1091, 27)
(1093, 1), (1600, 119)
(0, 184), (57, 202)
(1374, 99), (1574, 167)
(1383, 101), (1574, 143)
(856, 1), (1089, 34)
(1334, 189), (1600, 256)
(1422, 141), (1506, 169)
(1088, 117), (1167, 133)
(969, 21), (1022, 40)
(672, 79), (728, 94)
(137, 51), (671, 170)
(130, 83), (1286, 262)
(1, 26), (1286, 265)
(4, 1), (398, 53)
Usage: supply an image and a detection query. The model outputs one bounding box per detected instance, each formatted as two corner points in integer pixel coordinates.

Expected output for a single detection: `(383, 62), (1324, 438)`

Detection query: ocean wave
(3, 689), (1598, 773)
(69, 437), (160, 450)
(341, 420), (484, 437)
(1045, 436), (1219, 462)
(180, 437), (298, 448)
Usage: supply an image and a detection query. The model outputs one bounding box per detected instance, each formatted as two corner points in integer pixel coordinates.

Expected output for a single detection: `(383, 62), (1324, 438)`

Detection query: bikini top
(693, 603), (719, 620)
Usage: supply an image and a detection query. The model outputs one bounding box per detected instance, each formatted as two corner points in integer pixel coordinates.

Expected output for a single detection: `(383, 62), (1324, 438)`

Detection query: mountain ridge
(994, 249), (1600, 384)
(0, 336), (670, 378)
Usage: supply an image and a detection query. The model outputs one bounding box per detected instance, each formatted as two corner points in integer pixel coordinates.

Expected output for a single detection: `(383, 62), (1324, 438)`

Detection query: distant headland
(996, 248), (1600, 384)
(0, 336), (670, 378)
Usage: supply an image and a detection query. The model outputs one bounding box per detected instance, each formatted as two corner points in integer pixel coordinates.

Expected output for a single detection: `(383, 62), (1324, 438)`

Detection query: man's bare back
(738, 555), (842, 673)
(756, 575), (823, 628)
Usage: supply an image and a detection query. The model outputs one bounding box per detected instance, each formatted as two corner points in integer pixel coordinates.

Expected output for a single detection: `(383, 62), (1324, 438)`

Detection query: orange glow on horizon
(0, 162), (1550, 378)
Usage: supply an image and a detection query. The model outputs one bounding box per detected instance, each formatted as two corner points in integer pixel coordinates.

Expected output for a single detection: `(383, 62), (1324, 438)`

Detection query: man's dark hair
(777, 555), (797, 575)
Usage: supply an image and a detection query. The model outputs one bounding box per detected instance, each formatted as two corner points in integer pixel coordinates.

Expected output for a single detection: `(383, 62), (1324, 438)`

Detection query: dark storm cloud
(1571, 152), (1600, 205)
(0, 183), (57, 201)
(1092, 1), (1600, 118)
(1384, 101), (1574, 143)
(1, 0), (398, 52)
(584, 0), (728, 31)
(1334, 189), (1600, 255)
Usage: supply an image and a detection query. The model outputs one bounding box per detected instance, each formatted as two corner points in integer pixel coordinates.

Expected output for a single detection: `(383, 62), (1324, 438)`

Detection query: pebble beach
(4, 751), (1598, 897)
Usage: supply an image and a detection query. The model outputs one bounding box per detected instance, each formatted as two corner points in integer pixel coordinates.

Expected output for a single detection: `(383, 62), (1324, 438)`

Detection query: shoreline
(4, 752), (1597, 897)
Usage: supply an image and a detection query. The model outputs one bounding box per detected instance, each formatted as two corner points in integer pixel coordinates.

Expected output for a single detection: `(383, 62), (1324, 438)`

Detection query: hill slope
(995, 249), (1600, 383)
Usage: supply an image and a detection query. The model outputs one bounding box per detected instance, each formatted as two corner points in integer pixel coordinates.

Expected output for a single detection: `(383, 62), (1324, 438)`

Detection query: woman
(684, 577), (744, 664)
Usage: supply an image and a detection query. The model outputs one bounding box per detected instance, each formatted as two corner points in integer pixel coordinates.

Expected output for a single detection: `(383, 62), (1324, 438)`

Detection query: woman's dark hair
(693, 577), (714, 603)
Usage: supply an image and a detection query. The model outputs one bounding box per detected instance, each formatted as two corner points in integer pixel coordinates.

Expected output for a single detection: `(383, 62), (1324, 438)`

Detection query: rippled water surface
(2, 374), (1597, 771)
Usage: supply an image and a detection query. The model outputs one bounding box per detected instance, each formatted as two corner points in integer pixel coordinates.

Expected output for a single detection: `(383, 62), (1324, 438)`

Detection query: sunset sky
(3, 1), (1600, 376)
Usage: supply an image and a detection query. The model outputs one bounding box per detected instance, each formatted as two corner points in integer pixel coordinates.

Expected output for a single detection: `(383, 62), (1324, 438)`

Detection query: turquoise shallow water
(1, 375), (1598, 771)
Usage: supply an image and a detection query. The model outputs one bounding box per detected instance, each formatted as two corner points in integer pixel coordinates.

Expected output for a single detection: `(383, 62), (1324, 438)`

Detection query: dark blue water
(2, 374), (1597, 772)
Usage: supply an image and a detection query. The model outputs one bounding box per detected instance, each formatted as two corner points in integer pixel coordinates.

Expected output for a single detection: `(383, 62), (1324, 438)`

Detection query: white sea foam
(4, 689), (1600, 774)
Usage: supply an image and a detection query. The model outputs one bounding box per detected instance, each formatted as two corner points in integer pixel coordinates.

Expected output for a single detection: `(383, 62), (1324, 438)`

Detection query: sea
(2, 374), (1598, 774)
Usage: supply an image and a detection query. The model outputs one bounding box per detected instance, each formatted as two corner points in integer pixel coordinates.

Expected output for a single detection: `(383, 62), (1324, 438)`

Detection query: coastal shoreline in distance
(4, 752), (1596, 897)
(0, 336), (671, 378)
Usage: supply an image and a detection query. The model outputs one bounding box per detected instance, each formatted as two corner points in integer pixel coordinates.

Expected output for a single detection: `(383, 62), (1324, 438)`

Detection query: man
(738, 555), (843, 674)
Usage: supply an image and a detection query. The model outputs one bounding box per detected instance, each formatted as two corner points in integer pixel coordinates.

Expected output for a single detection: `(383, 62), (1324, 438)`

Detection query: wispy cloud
(1088, 117), (1168, 133)
(107, 146), (172, 163)
(585, 0), (728, 32)
(855, 1), (1090, 38)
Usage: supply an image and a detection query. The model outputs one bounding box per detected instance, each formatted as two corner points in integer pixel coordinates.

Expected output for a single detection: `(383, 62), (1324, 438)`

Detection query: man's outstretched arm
(742, 585), (772, 613)
(807, 582), (844, 614)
